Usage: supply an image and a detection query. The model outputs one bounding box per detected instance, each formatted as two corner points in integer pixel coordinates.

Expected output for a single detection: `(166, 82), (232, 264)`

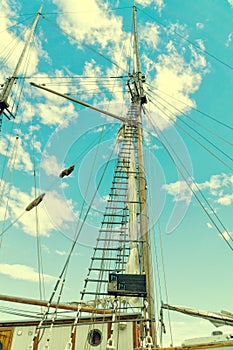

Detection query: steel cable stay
(18, 75), (128, 82)
(0, 15), (36, 69)
(145, 83), (233, 134)
(148, 86), (233, 146)
(145, 85), (233, 148)
(146, 145), (174, 347)
(10, 32), (37, 119)
(0, 135), (20, 249)
(0, 8), (42, 137)
(137, 6), (233, 72)
(72, 111), (116, 241)
(0, 17), (44, 241)
(32, 6), (132, 19)
(150, 181), (173, 346)
(42, 122), (117, 193)
(0, 134), (18, 202)
(63, 142), (120, 349)
(46, 113), (124, 346)
(144, 104), (233, 243)
(31, 134), (46, 303)
(144, 104), (233, 338)
(30, 142), (118, 349)
(27, 29), (130, 204)
(146, 90), (233, 156)
(41, 15), (128, 74)
(0, 122), (117, 238)
(144, 110), (233, 250)
(0, 306), (41, 319)
(0, 15), (37, 76)
(0, 304), (79, 320)
(73, 43), (129, 238)
(32, 81), (125, 87)
(147, 94), (233, 172)
(0, 155), (45, 239)
(0, 14), (36, 35)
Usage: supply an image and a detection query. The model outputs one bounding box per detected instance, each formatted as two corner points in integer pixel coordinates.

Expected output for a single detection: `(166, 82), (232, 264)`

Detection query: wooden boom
(0, 294), (112, 315)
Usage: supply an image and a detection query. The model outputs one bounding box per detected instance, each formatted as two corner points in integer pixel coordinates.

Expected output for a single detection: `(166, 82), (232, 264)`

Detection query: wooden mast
(132, 3), (156, 344)
(0, 6), (42, 130)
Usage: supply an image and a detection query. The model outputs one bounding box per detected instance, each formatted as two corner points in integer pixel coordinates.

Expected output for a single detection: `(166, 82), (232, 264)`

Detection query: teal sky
(0, 0), (233, 346)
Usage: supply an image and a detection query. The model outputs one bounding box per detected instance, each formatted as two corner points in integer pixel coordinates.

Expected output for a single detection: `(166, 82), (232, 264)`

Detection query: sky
(0, 0), (233, 346)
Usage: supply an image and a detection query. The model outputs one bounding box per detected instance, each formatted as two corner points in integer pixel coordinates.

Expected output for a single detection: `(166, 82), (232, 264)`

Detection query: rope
(146, 128), (173, 346)
(42, 16), (128, 74)
(145, 109), (233, 250)
(147, 94), (233, 172)
(146, 83), (233, 139)
(146, 85), (233, 147)
(32, 141), (118, 348)
(0, 136), (20, 248)
(137, 6), (233, 72)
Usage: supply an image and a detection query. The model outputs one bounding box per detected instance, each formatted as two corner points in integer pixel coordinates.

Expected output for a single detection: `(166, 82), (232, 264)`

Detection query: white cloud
(55, 250), (67, 256)
(217, 194), (233, 206)
(78, 59), (101, 101)
(41, 190), (77, 232)
(0, 264), (55, 283)
(0, 182), (77, 237)
(163, 180), (192, 204)
(29, 71), (80, 127)
(225, 32), (233, 47)
(60, 182), (69, 189)
(51, 0), (131, 106)
(163, 173), (233, 207)
(221, 231), (233, 241)
(196, 22), (204, 30)
(41, 153), (62, 177)
(156, 48), (201, 97)
(140, 22), (160, 50)
(144, 37), (207, 130)
(53, 0), (124, 49)
(0, 135), (33, 172)
(0, 2), (41, 79)
(0, 185), (51, 237)
(136, 0), (164, 13)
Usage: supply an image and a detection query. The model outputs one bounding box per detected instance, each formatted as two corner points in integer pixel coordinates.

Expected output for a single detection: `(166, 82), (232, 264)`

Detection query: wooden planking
(0, 328), (14, 350)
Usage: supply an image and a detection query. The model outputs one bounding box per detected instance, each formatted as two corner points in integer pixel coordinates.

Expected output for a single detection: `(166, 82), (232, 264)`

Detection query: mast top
(130, 4), (147, 105)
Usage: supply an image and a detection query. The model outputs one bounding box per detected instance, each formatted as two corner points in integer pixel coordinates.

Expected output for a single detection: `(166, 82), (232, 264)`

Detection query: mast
(0, 6), (42, 131)
(132, 4), (156, 343)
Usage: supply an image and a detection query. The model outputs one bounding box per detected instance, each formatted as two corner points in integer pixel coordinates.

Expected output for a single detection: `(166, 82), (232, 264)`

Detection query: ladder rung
(92, 257), (121, 261)
(103, 213), (128, 217)
(113, 176), (129, 179)
(97, 238), (141, 242)
(105, 206), (125, 210)
(85, 278), (108, 283)
(99, 228), (126, 232)
(94, 247), (123, 251)
(109, 194), (127, 197)
(110, 188), (127, 191)
(115, 171), (137, 175)
(81, 292), (109, 296)
(89, 268), (121, 272)
(101, 222), (127, 225)
(111, 182), (128, 186)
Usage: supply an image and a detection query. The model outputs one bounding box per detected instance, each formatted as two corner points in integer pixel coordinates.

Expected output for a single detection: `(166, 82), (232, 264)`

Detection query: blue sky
(0, 0), (233, 346)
